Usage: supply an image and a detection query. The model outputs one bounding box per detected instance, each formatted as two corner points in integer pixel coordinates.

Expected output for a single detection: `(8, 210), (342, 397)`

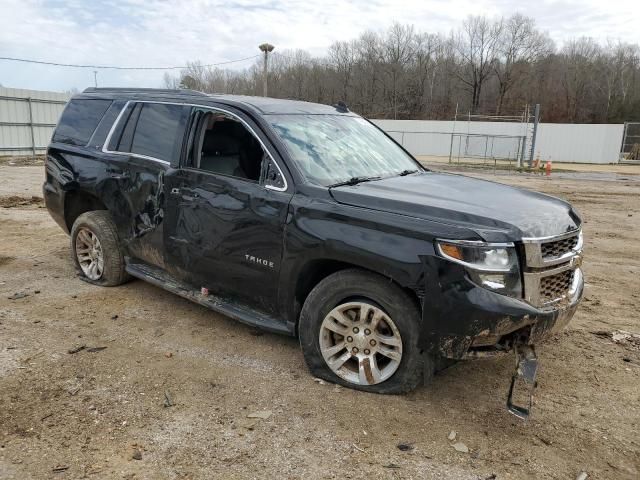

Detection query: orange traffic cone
(545, 160), (552, 176)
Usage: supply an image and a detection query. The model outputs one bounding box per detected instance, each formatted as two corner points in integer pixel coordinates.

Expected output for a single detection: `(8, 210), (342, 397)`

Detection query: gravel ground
(0, 164), (639, 479)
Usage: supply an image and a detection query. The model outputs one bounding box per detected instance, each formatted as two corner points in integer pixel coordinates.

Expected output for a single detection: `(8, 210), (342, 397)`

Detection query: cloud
(0, 0), (638, 92)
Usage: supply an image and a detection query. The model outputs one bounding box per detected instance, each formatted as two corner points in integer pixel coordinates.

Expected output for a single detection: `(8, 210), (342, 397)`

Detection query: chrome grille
(522, 229), (583, 307)
(539, 269), (574, 302)
(523, 229), (582, 268)
(541, 234), (579, 259)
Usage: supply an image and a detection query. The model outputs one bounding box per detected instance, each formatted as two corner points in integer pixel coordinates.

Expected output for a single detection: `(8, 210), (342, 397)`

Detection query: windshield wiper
(327, 176), (381, 188)
(398, 169), (419, 176)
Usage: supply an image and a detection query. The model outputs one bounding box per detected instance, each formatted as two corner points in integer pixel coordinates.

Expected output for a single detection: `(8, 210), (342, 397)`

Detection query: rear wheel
(70, 211), (129, 286)
(299, 269), (428, 394)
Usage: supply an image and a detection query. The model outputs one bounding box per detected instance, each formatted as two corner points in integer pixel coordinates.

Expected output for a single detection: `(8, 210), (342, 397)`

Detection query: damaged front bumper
(420, 258), (583, 419)
(421, 265), (584, 360)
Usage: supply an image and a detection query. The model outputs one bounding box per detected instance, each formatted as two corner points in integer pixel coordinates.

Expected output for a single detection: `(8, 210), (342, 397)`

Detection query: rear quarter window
(110, 102), (187, 163)
(53, 99), (112, 146)
(130, 103), (186, 162)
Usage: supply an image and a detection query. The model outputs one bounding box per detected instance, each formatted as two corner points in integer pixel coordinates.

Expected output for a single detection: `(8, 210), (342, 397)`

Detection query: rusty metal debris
(507, 344), (538, 420)
(67, 345), (86, 354)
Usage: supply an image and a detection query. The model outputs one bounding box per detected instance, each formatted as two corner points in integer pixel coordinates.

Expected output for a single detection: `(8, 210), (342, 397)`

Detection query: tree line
(164, 14), (640, 124)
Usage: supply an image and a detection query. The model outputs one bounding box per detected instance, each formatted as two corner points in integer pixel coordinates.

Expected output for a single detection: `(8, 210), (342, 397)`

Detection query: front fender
(279, 194), (478, 327)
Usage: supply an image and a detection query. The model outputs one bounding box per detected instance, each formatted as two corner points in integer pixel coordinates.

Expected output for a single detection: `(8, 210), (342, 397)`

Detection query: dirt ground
(0, 164), (639, 480)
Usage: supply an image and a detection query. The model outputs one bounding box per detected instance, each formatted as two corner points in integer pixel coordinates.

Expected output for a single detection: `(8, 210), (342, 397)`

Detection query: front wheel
(299, 269), (428, 394)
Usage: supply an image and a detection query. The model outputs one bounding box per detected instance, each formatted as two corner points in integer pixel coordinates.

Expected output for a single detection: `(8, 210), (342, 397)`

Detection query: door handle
(180, 187), (201, 200)
(182, 193), (199, 201)
(169, 187), (199, 199)
(169, 187), (199, 201)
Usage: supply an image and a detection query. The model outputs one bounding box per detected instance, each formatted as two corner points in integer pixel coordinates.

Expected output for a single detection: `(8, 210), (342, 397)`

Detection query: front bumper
(420, 258), (584, 359)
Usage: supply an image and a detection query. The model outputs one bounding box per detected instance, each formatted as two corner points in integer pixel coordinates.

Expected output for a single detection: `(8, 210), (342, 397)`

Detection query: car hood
(329, 172), (581, 240)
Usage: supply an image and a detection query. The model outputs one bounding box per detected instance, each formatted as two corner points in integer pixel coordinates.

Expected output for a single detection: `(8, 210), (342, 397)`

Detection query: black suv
(44, 88), (584, 417)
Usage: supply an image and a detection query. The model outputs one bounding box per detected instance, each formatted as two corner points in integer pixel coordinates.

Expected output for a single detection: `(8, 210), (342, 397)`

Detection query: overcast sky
(0, 0), (638, 93)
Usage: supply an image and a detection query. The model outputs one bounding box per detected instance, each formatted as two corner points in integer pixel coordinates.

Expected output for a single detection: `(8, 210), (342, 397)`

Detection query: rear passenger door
(163, 106), (292, 315)
(103, 101), (189, 268)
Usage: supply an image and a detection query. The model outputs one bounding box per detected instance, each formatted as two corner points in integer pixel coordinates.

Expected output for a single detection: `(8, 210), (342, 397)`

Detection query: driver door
(163, 106), (291, 314)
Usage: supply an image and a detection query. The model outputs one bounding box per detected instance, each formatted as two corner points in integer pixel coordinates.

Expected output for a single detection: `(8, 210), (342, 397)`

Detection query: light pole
(258, 43), (274, 97)
(93, 70), (98, 87)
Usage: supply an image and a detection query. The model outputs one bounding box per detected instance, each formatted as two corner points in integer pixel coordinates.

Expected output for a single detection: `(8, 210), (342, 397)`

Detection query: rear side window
(112, 103), (187, 163)
(53, 99), (112, 146)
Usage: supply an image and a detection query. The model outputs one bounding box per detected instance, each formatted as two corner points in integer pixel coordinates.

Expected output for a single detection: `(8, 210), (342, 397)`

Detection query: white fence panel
(535, 124), (624, 164)
(373, 119), (624, 164)
(0, 87), (70, 156)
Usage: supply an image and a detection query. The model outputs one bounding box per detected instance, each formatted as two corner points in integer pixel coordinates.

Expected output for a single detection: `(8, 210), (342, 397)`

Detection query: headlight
(436, 240), (522, 297)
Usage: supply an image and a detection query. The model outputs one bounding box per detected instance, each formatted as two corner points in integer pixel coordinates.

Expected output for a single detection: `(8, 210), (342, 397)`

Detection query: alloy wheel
(75, 227), (104, 280)
(319, 301), (403, 385)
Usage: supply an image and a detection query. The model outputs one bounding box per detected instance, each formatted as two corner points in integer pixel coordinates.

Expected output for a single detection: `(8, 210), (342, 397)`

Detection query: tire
(70, 211), (129, 287)
(299, 268), (429, 394)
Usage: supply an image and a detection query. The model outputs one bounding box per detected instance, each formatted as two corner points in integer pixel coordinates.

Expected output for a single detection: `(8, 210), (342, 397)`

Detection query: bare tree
(161, 17), (640, 123)
(162, 72), (180, 89)
(380, 23), (416, 119)
(493, 14), (553, 114)
(343, 30), (383, 116)
(454, 16), (503, 113)
(329, 40), (357, 103)
(405, 33), (441, 117)
(599, 42), (640, 122)
(560, 38), (601, 122)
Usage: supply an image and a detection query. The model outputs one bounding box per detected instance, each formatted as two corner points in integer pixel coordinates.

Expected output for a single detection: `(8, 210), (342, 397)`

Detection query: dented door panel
(164, 168), (291, 314)
(115, 157), (168, 268)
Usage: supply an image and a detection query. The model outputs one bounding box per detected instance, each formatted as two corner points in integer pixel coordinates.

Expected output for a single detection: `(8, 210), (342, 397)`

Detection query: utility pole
(258, 43), (274, 97)
(93, 70), (98, 87)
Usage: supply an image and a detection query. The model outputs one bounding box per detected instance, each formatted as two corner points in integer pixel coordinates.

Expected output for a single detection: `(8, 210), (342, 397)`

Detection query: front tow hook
(507, 344), (538, 420)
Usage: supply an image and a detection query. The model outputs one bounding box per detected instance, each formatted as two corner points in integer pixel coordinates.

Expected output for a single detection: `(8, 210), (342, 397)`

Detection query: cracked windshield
(268, 114), (419, 186)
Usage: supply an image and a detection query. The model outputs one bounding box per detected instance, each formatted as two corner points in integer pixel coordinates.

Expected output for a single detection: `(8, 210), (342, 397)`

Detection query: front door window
(190, 111), (265, 182)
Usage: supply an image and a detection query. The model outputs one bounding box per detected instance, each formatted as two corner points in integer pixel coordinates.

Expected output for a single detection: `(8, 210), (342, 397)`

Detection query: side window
(53, 99), (112, 146)
(131, 103), (185, 161)
(111, 103), (187, 163)
(192, 111), (265, 182)
(115, 103), (142, 153)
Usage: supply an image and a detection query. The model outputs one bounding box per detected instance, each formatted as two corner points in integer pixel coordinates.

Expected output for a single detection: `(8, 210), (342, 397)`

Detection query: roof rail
(82, 87), (207, 96)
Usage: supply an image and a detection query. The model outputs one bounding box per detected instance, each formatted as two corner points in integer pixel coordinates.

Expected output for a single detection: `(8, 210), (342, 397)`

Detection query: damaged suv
(44, 88), (584, 417)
